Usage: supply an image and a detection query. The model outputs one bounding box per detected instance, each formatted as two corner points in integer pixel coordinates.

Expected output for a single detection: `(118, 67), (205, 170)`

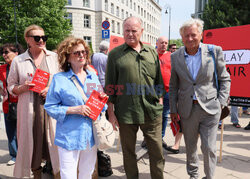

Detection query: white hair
(179, 18), (204, 36)
(123, 16), (143, 28)
(99, 40), (110, 52)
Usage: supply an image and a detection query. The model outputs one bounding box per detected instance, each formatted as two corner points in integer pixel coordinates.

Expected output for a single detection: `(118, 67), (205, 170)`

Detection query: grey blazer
(169, 43), (231, 119)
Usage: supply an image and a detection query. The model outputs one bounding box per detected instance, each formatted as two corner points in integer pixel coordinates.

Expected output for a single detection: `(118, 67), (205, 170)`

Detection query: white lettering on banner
(223, 50), (250, 65)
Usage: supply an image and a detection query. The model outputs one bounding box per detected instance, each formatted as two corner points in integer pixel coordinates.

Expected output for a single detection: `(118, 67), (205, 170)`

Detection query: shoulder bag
(208, 44), (230, 120)
(71, 76), (115, 150)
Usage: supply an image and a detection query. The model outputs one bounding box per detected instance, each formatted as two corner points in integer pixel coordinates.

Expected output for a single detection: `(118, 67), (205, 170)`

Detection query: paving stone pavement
(0, 109), (249, 179)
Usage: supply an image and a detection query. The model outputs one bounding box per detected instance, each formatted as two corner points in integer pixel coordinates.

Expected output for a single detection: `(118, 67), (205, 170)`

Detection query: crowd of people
(0, 16), (249, 179)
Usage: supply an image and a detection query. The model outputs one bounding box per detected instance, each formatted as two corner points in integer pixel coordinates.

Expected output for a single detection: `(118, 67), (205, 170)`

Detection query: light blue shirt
(184, 44), (202, 100)
(45, 69), (107, 150)
(91, 52), (108, 88)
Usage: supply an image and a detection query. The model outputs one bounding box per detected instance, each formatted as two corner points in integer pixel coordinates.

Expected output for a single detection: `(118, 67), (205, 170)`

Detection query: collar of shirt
(184, 43), (202, 57)
(64, 68), (92, 80)
(122, 42), (149, 53)
(23, 48), (54, 61)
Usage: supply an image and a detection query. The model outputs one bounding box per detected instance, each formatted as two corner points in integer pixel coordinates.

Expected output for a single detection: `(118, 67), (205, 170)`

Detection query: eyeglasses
(28, 35), (48, 42)
(72, 50), (88, 56)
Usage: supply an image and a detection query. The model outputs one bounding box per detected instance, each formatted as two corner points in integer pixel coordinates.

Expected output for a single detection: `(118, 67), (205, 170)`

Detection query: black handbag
(97, 150), (113, 177)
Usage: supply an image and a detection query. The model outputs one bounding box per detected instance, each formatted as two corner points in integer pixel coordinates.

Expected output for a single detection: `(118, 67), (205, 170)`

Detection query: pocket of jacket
(206, 91), (217, 99)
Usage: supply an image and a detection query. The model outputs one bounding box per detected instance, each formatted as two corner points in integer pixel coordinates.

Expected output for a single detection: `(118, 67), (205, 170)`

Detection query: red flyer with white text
(85, 90), (108, 121)
(170, 121), (180, 136)
(29, 69), (50, 93)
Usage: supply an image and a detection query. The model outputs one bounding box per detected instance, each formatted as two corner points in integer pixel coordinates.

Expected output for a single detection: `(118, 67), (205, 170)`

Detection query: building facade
(192, 0), (209, 18)
(66, 0), (162, 52)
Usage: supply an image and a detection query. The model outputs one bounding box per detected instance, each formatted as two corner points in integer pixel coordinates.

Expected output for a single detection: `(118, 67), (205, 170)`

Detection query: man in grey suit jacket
(169, 19), (231, 179)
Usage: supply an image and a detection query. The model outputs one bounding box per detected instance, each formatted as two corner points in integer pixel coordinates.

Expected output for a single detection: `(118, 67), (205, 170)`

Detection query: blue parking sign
(102, 30), (110, 39)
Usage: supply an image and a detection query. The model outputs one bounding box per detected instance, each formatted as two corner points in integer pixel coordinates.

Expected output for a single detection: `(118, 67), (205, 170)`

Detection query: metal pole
(168, 7), (171, 45)
(13, 0), (18, 44)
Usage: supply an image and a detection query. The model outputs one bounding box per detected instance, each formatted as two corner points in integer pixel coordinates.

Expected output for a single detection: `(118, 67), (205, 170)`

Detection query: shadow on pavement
(0, 139), (8, 151)
(0, 175), (16, 179)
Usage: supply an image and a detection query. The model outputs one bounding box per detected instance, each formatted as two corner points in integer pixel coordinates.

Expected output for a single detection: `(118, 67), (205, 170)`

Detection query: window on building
(84, 15), (91, 28)
(144, 10), (146, 18)
(121, 9), (124, 19)
(117, 22), (120, 34)
(66, 13), (72, 25)
(126, 11), (128, 18)
(111, 3), (114, 14)
(83, 36), (91, 45)
(116, 6), (119, 17)
(83, 0), (89, 7)
(130, 0), (132, 9)
(141, 8), (143, 16)
(126, 0), (128, 6)
(134, 3), (136, 11)
(122, 0), (124, 4)
(138, 6), (140, 14)
(112, 20), (115, 33)
(105, 0), (108, 11)
(67, 0), (72, 5)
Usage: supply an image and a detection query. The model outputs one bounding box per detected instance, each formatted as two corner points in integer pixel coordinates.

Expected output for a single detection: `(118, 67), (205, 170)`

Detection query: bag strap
(71, 75), (88, 102)
(208, 44), (219, 92)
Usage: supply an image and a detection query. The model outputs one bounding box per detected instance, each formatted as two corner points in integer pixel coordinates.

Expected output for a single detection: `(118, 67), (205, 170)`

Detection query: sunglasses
(2, 51), (11, 55)
(28, 35), (48, 42)
(72, 50), (88, 56)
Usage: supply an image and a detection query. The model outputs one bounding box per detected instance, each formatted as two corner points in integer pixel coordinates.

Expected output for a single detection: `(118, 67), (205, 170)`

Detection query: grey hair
(123, 16), (142, 28)
(179, 18), (204, 36)
(99, 40), (110, 52)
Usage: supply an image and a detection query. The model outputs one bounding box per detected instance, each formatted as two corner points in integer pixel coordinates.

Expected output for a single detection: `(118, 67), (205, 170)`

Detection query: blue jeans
(162, 92), (170, 138)
(231, 106), (239, 124)
(4, 113), (18, 160)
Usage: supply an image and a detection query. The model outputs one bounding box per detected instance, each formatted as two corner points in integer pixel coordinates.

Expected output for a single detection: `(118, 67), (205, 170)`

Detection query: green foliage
(0, 0), (72, 50)
(202, 0), (250, 30)
(169, 39), (183, 49)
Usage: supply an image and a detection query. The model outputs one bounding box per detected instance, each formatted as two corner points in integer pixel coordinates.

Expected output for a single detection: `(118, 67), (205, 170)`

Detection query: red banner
(203, 25), (250, 106)
(109, 35), (151, 51)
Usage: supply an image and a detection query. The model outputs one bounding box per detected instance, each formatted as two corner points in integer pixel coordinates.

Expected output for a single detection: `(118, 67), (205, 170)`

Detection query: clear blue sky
(159, 0), (195, 40)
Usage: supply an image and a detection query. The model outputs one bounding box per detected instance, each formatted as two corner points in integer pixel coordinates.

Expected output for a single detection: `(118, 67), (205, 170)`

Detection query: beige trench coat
(7, 49), (60, 178)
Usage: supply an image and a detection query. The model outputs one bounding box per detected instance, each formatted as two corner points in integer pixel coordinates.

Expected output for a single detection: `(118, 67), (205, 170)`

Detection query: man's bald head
(156, 36), (168, 54)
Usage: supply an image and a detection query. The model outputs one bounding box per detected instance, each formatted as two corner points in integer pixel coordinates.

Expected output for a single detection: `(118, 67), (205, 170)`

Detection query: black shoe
(166, 146), (179, 154)
(244, 122), (250, 130)
(162, 140), (168, 150)
(42, 161), (53, 175)
(141, 140), (147, 149)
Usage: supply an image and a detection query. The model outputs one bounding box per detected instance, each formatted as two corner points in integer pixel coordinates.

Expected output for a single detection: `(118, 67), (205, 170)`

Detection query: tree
(202, 0), (250, 30)
(0, 0), (72, 50)
(169, 39), (183, 49)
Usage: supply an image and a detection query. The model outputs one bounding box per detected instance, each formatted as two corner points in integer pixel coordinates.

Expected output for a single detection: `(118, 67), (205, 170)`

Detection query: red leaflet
(170, 121), (180, 136)
(85, 90), (108, 120)
(29, 69), (50, 93)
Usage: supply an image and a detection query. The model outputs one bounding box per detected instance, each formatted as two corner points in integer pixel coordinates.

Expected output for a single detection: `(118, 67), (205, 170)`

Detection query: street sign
(102, 20), (110, 30)
(102, 30), (110, 39)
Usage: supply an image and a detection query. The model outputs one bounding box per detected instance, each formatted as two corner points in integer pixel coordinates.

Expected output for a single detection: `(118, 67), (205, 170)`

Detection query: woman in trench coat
(7, 24), (60, 178)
